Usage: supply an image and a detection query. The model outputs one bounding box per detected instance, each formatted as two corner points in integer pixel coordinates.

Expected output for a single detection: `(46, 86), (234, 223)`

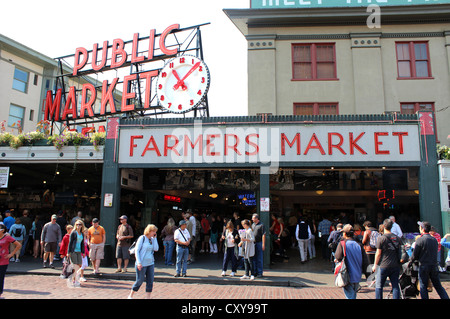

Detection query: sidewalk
(7, 250), (449, 288)
(7, 251), (336, 288)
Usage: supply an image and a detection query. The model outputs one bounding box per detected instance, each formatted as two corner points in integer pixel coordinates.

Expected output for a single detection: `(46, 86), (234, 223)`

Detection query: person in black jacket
(412, 221), (449, 299)
(221, 220), (240, 277)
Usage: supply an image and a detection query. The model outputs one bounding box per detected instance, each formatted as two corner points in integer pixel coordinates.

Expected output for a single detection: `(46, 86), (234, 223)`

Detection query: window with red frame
(292, 44), (337, 80)
(294, 103), (338, 115)
(396, 42), (432, 78)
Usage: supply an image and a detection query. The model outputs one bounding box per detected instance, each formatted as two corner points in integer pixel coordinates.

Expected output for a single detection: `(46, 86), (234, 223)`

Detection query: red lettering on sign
(80, 83), (96, 118)
(393, 132), (408, 154)
(374, 132), (390, 155)
(281, 133), (300, 155)
(44, 89), (62, 121)
(111, 38), (127, 69)
(131, 33), (145, 63)
(164, 135), (180, 156)
(245, 134), (259, 156)
(159, 24), (180, 56)
(349, 132), (367, 155)
(73, 47), (88, 76)
(304, 133), (325, 155)
(61, 86), (77, 120)
(328, 132), (346, 155)
(121, 74), (137, 112)
(184, 134), (203, 156)
(206, 134), (220, 156)
(100, 78), (118, 115)
(141, 136), (161, 157)
(130, 135), (143, 157)
(224, 134), (242, 156)
(92, 41), (109, 71)
(148, 29), (156, 60)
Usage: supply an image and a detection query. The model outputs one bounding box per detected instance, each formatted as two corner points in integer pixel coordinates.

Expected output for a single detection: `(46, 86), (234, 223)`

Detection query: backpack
(369, 230), (380, 249)
(13, 225), (23, 238)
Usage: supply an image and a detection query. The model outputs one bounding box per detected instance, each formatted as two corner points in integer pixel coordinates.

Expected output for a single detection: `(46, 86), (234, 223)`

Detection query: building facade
(224, 3), (450, 146)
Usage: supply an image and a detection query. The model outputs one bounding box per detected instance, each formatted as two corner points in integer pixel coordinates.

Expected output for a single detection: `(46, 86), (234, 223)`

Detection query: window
(400, 102), (434, 114)
(12, 67), (29, 93)
(8, 104), (25, 129)
(294, 103), (338, 115)
(292, 44), (337, 80)
(396, 42), (432, 78)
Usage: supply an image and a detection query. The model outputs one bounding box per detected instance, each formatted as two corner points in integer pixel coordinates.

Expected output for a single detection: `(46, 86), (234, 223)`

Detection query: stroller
(386, 260), (420, 299)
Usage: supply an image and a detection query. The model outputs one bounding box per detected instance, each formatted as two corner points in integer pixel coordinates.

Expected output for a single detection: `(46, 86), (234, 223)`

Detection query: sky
(0, 0), (249, 117)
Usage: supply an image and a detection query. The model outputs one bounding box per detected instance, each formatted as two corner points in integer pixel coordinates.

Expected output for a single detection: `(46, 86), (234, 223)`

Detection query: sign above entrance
(251, 0), (450, 9)
(118, 123), (421, 167)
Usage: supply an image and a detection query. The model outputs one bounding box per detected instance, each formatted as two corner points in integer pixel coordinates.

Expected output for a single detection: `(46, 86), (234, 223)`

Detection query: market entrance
(140, 168), (259, 228)
(268, 167), (420, 265)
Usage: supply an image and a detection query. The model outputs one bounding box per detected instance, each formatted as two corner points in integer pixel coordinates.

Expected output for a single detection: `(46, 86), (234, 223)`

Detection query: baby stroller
(386, 260), (419, 299)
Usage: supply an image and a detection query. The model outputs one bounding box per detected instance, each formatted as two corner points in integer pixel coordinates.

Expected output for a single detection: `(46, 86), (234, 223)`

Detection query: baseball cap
(92, 218), (99, 223)
(119, 215), (128, 220)
(417, 221), (431, 232)
(179, 220), (187, 226)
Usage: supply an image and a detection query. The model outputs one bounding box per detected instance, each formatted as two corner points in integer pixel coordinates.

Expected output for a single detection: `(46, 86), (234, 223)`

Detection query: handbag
(334, 240), (350, 287)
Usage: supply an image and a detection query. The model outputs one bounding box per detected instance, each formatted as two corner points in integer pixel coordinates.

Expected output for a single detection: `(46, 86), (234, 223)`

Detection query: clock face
(156, 55), (210, 114)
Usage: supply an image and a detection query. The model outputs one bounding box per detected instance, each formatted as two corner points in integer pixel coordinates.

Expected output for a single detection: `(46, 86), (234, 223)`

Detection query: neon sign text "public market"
(44, 24), (180, 122)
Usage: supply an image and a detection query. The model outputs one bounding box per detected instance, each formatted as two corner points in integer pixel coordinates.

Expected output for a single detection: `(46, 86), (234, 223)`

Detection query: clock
(156, 55), (210, 114)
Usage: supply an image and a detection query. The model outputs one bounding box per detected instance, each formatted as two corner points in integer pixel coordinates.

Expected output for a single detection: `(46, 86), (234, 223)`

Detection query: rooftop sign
(251, 0), (450, 9)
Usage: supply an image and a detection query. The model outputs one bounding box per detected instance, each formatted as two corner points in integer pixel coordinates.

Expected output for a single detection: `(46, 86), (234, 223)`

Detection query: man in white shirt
(389, 216), (403, 239)
(174, 220), (191, 277)
(296, 217), (312, 264)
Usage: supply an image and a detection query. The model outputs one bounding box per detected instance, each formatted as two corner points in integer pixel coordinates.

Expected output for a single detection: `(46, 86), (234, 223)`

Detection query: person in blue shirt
(3, 211), (15, 232)
(334, 224), (369, 299)
(128, 224), (159, 299)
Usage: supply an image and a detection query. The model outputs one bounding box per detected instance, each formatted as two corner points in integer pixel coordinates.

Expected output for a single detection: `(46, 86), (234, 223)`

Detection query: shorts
(44, 242), (57, 253)
(70, 252), (83, 265)
(89, 243), (105, 260)
(116, 245), (130, 260)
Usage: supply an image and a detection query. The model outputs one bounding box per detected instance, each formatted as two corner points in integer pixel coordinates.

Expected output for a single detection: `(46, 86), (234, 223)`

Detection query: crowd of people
(1, 207), (450, 300)
(159, 211), (266, 281)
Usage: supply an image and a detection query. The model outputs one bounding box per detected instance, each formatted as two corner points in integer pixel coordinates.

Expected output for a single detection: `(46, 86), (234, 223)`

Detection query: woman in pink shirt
(0, 223), (22, 299)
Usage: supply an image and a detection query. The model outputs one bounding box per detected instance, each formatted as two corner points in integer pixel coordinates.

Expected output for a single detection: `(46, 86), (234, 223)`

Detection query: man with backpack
(372, 218), (402, 299)
(362, 221), (379, 265)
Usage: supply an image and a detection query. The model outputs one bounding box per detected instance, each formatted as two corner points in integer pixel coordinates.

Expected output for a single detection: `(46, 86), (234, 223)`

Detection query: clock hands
(173, 61), (201, 91)
(172, 69), (187, 91)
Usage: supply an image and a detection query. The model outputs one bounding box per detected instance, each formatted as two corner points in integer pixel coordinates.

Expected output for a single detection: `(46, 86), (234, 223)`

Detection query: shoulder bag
(334, 240), (350, 287)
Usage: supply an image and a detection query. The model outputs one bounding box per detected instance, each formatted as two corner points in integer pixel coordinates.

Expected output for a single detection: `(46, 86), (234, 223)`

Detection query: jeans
(244, 257), (254, 276)
(132, 264), (154, 293)
(163, 240), (175, 265)
(176, 246), (189, 275)
(222, 247), (238, 272)
(375, 267), (400, 299)
(253, 241), (264, 276)
(418, 264), (449, 299)
(343, 282), (360, 299)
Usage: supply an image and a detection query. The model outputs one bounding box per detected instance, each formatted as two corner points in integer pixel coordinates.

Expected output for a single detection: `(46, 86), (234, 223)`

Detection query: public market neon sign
(44, 24), (180, 122)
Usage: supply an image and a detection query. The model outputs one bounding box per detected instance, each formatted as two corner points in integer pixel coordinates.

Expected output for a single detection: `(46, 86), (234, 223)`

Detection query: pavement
(7, 247), (450, 288)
